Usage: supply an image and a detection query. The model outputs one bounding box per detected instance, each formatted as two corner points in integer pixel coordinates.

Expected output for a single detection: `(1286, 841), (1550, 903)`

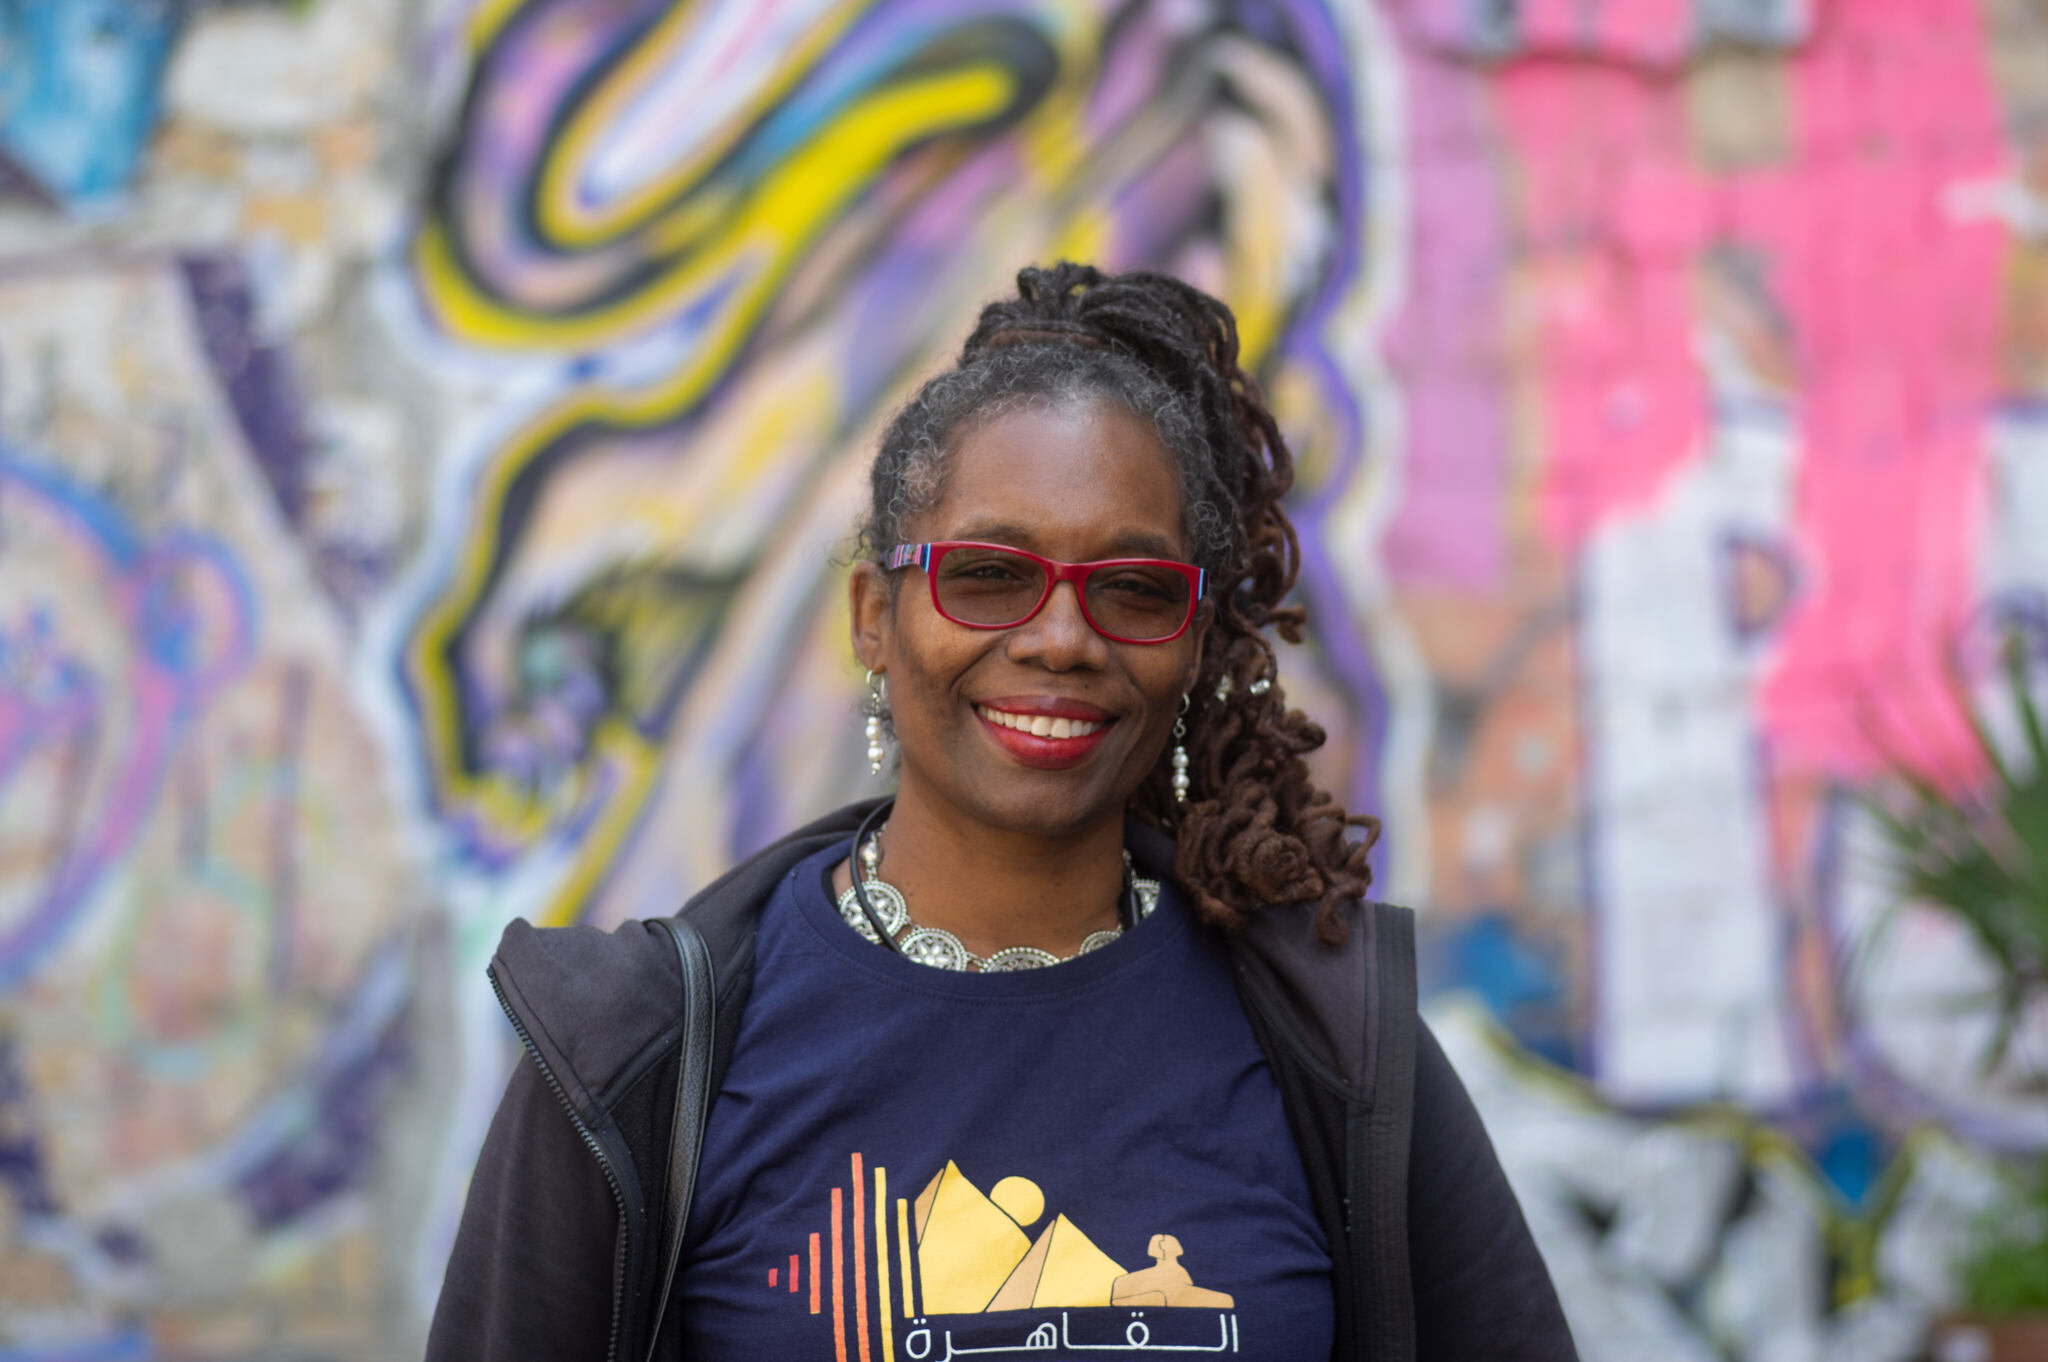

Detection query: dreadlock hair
(857, 262), (1381, 944)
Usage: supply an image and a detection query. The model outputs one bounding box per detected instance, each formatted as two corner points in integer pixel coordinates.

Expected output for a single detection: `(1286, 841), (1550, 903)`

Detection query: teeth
(976, 706), (1103, 739)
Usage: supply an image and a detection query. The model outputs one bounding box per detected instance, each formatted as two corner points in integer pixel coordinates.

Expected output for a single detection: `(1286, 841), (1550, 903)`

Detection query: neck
(857, 785), (1128, 959)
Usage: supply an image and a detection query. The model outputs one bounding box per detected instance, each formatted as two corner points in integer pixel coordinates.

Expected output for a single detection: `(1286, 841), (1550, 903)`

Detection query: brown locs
(963, 264), (1383, 944)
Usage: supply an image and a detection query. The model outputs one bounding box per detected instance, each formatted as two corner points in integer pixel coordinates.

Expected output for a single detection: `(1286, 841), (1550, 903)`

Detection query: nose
(1006, 579), (1109, 671)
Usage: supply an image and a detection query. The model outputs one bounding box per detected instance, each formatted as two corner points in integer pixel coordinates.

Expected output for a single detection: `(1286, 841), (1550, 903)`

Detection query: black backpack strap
(1360, 901), (1419, 1360)
(643, 917), (717, 1362)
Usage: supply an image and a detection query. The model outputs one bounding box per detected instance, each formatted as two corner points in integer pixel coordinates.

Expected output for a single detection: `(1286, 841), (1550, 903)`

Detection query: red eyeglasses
(884, 541), (1207, 644)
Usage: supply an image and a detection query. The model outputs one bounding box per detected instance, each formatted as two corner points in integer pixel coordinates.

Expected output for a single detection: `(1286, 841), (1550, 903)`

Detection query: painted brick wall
(0, 1), (2041, 1357)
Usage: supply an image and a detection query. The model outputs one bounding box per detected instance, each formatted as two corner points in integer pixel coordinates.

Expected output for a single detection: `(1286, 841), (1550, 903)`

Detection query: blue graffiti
(1420, 914), (1580, 1070)
(0, 0), (182, 207)
(0, 1335), (151, 1362)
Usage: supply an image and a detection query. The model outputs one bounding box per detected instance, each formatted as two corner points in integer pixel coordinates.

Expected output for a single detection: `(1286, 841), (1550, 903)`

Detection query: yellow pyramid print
(985, 1214), (1126, 1311)
(913, 1161), (1031, 1313)
(983, 1223), (1053, 1312)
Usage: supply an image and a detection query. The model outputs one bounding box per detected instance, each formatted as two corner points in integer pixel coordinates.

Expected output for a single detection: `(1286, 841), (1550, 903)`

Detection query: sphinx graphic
(1111, 1234), (1237, 1309)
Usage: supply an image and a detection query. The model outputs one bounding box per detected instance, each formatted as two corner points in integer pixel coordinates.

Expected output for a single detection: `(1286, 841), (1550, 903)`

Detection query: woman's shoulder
(490, 915), (698, 1114)
(488, 799), (879, 1109)
(1228, 896), (1417, 1095)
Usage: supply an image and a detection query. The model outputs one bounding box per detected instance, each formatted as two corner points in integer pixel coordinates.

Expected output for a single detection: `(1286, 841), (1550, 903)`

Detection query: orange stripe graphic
(790, 1252), (800, 1293)
(852, 1155), (872, 1362)
(831, 1187), (848, 1362)
(810, 1233), (821, 1315)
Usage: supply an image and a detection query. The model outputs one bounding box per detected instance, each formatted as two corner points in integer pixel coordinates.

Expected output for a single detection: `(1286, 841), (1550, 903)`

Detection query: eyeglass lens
(933, 546), (1192, 641)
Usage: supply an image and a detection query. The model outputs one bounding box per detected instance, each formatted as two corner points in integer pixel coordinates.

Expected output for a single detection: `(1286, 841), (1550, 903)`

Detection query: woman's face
(851, 395), (1209, 839)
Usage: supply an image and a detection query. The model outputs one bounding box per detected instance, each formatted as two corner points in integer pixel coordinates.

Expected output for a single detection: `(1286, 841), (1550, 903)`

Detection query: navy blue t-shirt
(675, 841), (1333, 1360)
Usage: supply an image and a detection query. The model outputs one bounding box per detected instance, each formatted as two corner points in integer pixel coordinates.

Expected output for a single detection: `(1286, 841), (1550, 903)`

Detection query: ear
(849, 560), (894, 673)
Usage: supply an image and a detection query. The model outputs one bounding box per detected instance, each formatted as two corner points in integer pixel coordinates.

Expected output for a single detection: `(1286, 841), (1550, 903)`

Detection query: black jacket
(428, 801), (1576, 1361)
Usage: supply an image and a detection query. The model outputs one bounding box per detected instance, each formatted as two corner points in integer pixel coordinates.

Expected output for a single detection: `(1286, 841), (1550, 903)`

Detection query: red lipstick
(972, 697), (1117, 771)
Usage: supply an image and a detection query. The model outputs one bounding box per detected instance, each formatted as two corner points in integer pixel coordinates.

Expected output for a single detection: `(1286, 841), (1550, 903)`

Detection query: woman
(428, 264), (1576, 1361)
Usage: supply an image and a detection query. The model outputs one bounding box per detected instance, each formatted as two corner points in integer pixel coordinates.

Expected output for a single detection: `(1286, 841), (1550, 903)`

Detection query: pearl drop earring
(1171, 693), (1191, 803)
(864, 670), (889, 776)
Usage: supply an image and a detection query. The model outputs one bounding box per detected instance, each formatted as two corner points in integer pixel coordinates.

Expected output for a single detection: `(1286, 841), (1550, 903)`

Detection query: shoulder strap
(642, 916), (717, 1362)
(1360, 901), (1418, 1360)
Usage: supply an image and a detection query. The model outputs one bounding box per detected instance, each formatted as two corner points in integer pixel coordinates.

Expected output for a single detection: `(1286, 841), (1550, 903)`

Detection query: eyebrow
(940, 520), (1186, 561)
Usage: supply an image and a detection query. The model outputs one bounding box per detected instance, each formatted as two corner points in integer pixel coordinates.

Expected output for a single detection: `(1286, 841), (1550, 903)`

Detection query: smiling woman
(428, 265), (1579, 1362)
(854, 398), (1200, 863)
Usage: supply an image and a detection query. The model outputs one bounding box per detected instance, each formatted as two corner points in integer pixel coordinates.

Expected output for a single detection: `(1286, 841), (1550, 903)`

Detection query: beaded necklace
(834, 820), (1160, 972)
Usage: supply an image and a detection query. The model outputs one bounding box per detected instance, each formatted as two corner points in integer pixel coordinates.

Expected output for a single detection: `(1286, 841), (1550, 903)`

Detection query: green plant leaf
(1958, 1154), (2048, 1315)
(1858, 629), (2048, 1081)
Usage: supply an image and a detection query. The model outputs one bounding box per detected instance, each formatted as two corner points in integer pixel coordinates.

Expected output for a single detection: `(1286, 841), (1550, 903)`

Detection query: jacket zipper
(490, 967), (631, 1362)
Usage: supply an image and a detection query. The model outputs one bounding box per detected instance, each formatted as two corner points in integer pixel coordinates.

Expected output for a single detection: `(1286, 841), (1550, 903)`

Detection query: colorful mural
(394, 0), (1388, 932)
(0, 0), (2045, 1357)
(0, 260), (415, 1357)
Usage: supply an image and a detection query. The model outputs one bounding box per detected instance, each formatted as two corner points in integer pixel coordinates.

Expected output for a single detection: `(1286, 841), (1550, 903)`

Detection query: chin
(957, 772), (1132, 837)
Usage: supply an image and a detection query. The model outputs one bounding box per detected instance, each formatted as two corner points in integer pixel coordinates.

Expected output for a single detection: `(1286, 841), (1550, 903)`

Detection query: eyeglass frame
(883, 540), (1208, 645)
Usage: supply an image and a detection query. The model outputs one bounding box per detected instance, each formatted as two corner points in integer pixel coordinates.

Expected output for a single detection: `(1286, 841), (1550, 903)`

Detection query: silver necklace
(834, 822), (1161, 972)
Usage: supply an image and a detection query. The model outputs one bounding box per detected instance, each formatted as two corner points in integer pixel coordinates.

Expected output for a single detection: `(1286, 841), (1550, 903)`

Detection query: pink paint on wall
(1503, 0), (1695, 64)
(1382, 34), (1512, 591)
(1754, 0), (2005, 780)
(1497, 64), (1711, 556)
(1590, 0), (1690, 67)
(1393, 0), (1469, 52)
(1519, 0), (1580, 49)
(1492, 0), (2005, 782)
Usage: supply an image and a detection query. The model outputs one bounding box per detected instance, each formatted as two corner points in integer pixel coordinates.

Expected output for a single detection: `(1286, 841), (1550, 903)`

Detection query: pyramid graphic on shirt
(985, 1213), (1126, 1310)
(770, 1151), (1235, 1346)
(911, 1160), (1038, 1312)
(912, 1162), (1129, 1311)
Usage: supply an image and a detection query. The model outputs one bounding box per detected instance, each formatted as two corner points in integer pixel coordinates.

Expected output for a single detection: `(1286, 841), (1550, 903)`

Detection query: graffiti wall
(0, 0), (2043, 1356)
